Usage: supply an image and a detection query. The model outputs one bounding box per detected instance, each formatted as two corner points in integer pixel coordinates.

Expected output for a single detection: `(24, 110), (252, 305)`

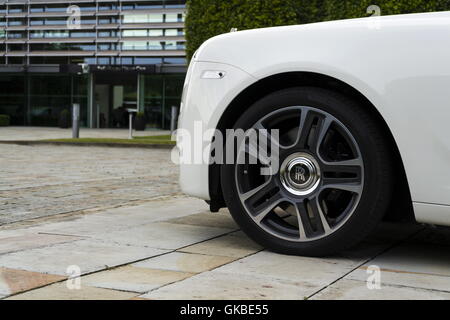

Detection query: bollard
(72, 103), (80, 138)
(170, 106), (178, 133)
(127, 109), (138, 140)
(129, 112), (133, 140)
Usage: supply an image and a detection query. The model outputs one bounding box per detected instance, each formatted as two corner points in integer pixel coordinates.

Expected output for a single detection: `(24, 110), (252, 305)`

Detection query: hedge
(186, 0), (450, 60)
(185, 0), (300, 60)
(323, 0), (449, 20)
(0, 115), (10, 127)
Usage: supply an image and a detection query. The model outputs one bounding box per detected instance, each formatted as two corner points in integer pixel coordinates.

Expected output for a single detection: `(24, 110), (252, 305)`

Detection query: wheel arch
(209, 71), (414, 221)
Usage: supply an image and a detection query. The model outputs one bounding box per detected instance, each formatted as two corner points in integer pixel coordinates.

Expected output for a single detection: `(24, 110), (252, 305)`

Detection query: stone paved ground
(1, 144), (450, 300)
(0, 144), (178, 225)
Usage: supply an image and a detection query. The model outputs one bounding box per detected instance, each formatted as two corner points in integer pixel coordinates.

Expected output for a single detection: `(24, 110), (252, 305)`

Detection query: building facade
(0, 0), (187, 129)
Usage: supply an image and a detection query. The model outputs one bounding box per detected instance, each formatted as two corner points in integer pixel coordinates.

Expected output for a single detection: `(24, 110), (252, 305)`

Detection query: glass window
(99, 3), (118, 11)
(121, 41), (150, 50)
(164, 41), (175, 50)
(164, 57), (187, 65)
(135, 57), (162, 64)
(30, 31), (45, 38)
(30, 19), (44, 26)
(98, 30), (118, 37)
(123, 29), (148, 37)
(27, 74), (89, 127)
(142, 75), (163, 128)
(8, 6), (24, 13)
(7, 32), (25, 39)
(123, 13), (163, 23)
(165, 0), (186, 8)
(46, 30), (69, 38)
(97, 57), (111, 65)
(98, 16), (118, 24)
(164, 29), (178, 36)
(8, 57), (24, 64)
(148, 41), (163, 50)
(8, 44), (25, 51)
(163, 75), (184, 128)
(8, 19), (24, 26)
(141, 74), (184, 129)
(165, 13), (185, 23)
(30, 6), (44, 12)
(149, 29), (164, 37)
(29, 74), (71, 126)
(137, 1), (163, 9)
(98, 43), (117, 50)
(70, 31), (95, 38)
(121, 57), (133, 65)
(0, 74), (26, 125)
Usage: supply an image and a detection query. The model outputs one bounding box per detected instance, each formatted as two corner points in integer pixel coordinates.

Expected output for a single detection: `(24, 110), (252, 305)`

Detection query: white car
(177, 12), (450, 256)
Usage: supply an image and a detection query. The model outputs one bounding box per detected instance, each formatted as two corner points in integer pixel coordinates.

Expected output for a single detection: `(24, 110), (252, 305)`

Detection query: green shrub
(0, 115), (10, 127)
(323, 0), (449, 21)
(186, 0), (450, 60)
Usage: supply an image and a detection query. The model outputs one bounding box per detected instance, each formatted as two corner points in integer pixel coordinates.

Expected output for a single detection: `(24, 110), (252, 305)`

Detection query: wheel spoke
(292, 200), (317, 238)
(240, 178), (282, 223)
(296, 109), (332, 153)
(240, 178), (273, 201)
(290, 201), (307, 239)
(254, 198), (283, 223)
(309, 196), (332, 234)
(243, 139), (271, 166)
(314, 117), (333, 154)
(237, 122), (280, 166)
(321, 158), (363, 194)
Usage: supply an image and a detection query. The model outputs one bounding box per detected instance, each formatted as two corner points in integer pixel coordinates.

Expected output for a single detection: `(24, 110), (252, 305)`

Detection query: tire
(221, 87), (393, 256)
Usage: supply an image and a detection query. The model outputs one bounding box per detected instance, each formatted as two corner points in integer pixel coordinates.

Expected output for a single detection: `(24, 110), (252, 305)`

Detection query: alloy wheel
(235, 106), (364, 242)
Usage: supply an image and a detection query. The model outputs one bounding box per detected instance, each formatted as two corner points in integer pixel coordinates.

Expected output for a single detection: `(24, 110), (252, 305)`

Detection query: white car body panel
(178, 12), (450, 225)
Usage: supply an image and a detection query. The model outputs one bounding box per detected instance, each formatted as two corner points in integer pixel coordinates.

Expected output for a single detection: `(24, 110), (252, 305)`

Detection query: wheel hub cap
(280, 153), (321, 196)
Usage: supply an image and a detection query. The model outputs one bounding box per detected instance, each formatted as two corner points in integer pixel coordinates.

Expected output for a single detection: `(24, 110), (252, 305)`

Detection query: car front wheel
(221, 87), (394, 256)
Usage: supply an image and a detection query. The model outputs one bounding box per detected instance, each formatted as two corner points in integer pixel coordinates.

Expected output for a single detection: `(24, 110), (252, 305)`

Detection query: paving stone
(140, 271), (316, 300)
(165, 210), (238, 230)
(346, 267), (450, 293)
(179, 231), (263, 258)
(358, 243), (450, 277)
(0, 268), (65, 298)
(344, 243), (450, 292)
(0, 239), (167, 276)
(6, 282), (138, 300)
(133, 252), (236, 273)
(95, 222), (233, 250)
(0, 233), (84, 255)
(216, 251), (361, 287)
(82, 265), (194, 293)
(311, 279), (450, 300)
(29, 198), (209, 237)
(0, 144), (179, 225)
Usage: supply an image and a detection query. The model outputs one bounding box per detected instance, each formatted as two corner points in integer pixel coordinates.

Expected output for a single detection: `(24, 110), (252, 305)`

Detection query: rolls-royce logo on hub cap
(290, 164), (310, 185)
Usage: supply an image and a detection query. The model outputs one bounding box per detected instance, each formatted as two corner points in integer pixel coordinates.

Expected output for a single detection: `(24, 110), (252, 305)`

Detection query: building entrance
(92, 73), (138, 128)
